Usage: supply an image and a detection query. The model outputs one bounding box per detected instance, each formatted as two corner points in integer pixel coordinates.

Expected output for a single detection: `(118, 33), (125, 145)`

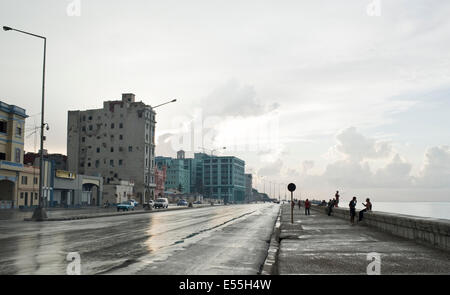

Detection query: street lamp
(4, 26), (47, 221)
(153, 99), (177, 109)
(146, 98), (177, 202)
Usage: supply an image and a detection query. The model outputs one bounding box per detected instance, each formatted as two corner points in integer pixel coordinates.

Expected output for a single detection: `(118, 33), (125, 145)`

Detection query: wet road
(0, 203), (279, 275)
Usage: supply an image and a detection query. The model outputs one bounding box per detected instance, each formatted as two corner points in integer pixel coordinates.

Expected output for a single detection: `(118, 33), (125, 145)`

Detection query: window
(119, 159), (123, 166)
(88, 116), (92, 120)
(15, 148), (21, 163)
(87, 162), (91, 167)
(128, 146), (132, 152)
(95, 160), (99, 168)
(82, 137), (85, 143)
(21, 176), (28, 184)
(110, 160), (114, 167)
(89, 125), (93, 131)
(0, 153), (5, 160)
(16, 126), (22, 137)
(111, 123), (115, 129)
(20, 192), (24, 199)
(96, 147), (100, 153)
(119, 135), (123, 140)
(34, 177), (38, 184)
(119, 123), (123, 128)
(110, 147), (114, 152)
(82, 126), (86, 132)
(0, 121), (7, 133)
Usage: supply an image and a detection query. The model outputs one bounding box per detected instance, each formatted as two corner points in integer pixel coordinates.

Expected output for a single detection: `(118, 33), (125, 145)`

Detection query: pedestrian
(298, 199), (301, 210)
(305, 198), (311, 215)
(349, 197), (357, 225)
(327, 199), (334, 216)
(335, 191), (340, 207)
(358, 198), (372, 222)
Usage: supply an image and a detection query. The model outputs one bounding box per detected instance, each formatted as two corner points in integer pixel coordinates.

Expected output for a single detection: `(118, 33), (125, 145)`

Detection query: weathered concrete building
(102, 180), (133, 204)
(67, 93), (156, 204)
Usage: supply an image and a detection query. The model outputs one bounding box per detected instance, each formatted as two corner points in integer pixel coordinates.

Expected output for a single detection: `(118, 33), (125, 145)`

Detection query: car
(154, 198), (169, 209)
(117, 201), (135, 211)
(177, 199), (188, 206)
(129, 199), (139, 207)
(193, 200), (202, 204)
(143, 200), (154, 209)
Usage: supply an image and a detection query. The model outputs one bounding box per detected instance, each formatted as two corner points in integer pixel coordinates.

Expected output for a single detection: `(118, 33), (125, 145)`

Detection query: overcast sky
(1, 0), (449, 201)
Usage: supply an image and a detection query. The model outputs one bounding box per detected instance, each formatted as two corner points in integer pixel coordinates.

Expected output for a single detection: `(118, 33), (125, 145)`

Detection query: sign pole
(287, 183), (296, 224)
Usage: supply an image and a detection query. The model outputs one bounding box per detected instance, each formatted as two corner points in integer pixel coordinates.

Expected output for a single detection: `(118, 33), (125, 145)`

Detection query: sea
(351, 201), (450, 220)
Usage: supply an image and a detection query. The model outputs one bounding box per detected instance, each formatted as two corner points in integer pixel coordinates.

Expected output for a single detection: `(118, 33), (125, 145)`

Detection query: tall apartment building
(67, 93), (156, 203)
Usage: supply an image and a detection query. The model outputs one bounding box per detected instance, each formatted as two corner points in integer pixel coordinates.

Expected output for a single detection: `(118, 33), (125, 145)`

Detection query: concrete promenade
(276, 204), (450, 274)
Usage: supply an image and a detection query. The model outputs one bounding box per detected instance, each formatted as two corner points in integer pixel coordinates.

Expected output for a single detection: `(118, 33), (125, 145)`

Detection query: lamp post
(146, 98), (177, 202)
(153, 99), (177, 109)
(3, 26), (47, 221)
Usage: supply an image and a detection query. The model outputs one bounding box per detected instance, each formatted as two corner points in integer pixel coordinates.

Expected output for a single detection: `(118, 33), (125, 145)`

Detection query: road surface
(0, 203), (279, 275)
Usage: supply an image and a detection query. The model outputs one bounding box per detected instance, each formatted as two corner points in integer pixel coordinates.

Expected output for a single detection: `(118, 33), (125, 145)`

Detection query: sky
(1, 0), (449, 202)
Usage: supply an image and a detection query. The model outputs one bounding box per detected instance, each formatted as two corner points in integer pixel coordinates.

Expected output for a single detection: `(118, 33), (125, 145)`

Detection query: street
(0, 203), (279, 275)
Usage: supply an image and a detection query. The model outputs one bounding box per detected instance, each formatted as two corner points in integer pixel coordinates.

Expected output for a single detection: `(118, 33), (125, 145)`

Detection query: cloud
(373, 154), (413, 187)
(417, 145), (450, 188)
(301, 160), (315, 174)
(258, 159), (283, 177)
(333, 127), (392, 161)
(201, 79), (279, 117)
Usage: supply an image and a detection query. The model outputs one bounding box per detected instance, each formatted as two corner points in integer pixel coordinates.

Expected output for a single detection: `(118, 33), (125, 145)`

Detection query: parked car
(129, 199), (139, 207)
(177, 199), (188, 206)
(154, 198), (169, 209)
(193, 200), (202, 204)
(143, 200), (154, 209)
(117, 201), (135, 211)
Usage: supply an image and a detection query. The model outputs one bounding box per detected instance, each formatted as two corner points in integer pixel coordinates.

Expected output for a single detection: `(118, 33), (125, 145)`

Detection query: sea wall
(311, 205), (450, 251)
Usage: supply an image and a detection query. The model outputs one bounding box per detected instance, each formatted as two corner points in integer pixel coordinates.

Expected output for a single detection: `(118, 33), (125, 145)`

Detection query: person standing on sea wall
(335, 191), (340, 207)
(349, 197), (357, 225)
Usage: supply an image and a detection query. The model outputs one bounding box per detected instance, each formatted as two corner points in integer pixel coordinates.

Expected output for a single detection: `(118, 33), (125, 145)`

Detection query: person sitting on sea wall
(358, 198), (372, 222)
(327, 199), (334, 216)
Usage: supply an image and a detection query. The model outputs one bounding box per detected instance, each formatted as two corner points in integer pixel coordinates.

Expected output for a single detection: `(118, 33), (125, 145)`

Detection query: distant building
(245, 174), (253, 203)
(67, 93), (156, 204)
(203, 155), (246, 203)
(103, 180), (133, 204)
(24, 150), (68, 170)
(154, 165), (167, 198)
(155, 156), (190, 193)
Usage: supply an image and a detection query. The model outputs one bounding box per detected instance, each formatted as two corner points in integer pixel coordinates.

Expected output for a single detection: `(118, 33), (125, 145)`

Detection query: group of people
(349, 196), (372, 225)
(292, 190), (373, 225)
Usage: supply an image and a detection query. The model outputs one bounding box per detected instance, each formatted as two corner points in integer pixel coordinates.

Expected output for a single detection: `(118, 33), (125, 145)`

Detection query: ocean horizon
(340, 201), (450, 220)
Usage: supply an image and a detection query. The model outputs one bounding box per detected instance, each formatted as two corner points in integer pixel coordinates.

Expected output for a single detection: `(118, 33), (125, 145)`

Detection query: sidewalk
(276, 204), (450, 274)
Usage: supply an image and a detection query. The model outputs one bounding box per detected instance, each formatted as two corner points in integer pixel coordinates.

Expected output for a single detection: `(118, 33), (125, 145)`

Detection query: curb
(23, 204), (214, 221)
(260, 205), (281, 275)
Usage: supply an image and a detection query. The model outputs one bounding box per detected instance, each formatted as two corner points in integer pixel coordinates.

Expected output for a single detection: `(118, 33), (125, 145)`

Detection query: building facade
(0, 101), (27, 208)
(154, 165), (167, 198)
(67, 93), (156, 204)
(155, 156), (190, 193)
(203, 155), (246, 203)
(52, 169), (103, 207)
(103, 180), (133, 204)
(245, 173), (252, 203)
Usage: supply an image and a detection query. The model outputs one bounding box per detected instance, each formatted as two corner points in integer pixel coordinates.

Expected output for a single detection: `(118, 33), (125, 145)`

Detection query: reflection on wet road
(0, 203), (279, 275)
